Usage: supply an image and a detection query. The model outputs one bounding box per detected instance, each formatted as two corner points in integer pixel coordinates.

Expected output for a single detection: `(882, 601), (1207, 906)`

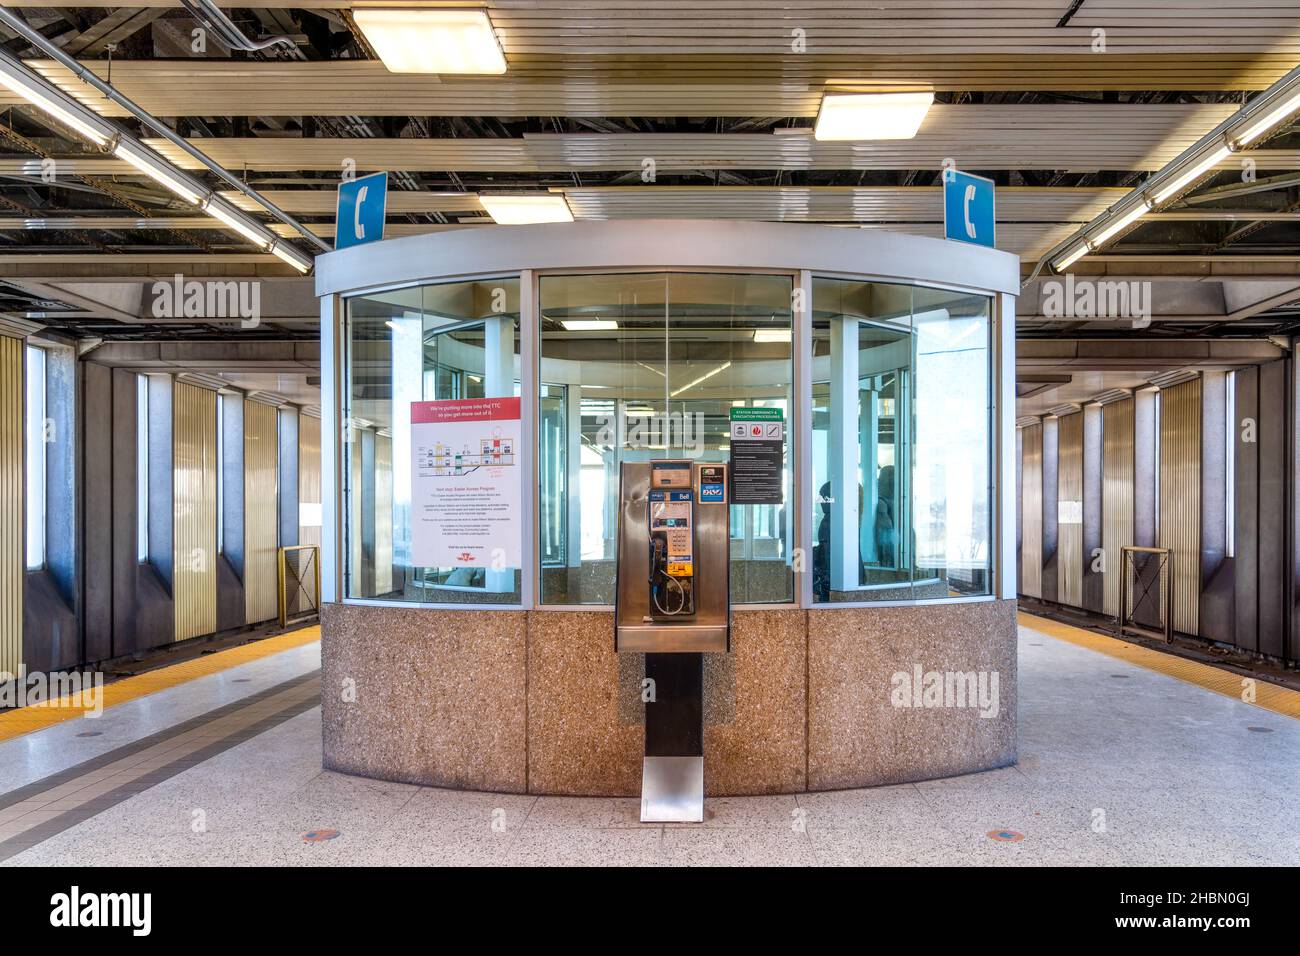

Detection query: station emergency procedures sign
(729, 407), (785, 504)
(410, 397), (522, 569)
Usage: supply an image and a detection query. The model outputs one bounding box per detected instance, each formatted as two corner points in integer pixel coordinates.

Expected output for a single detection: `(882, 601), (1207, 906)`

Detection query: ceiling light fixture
(753, 329), (793, 343)
(1150, 143), (1233, 205)
(1230, 88), (1300, 149)
(1052, 242), (1090, 272)
(113, 139), (206, 206)
(670, 361), (733, 397)
(1087, 200), (1152, 248)
(480, 194), (575, 224)
(813, 91), (934, 141)
(204, 195), (276, 250)
(353, 8), (506, 74)
(269, 239), (313, 274)
(560, 319), (618, 331)
(0, 55), (111, 146)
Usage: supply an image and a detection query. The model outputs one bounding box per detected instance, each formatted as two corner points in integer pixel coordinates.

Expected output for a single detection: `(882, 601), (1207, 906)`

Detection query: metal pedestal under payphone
(615, 459), (730, 823)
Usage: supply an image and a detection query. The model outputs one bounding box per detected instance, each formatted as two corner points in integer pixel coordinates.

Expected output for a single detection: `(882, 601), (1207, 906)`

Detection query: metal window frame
(316, 225), (1015, 614)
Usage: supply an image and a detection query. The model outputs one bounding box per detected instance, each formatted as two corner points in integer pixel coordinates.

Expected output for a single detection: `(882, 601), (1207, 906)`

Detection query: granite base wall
(321, 599), (1017, 795)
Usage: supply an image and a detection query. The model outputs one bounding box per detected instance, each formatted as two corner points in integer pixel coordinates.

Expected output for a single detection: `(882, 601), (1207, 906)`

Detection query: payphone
(615, 459), (730, 822)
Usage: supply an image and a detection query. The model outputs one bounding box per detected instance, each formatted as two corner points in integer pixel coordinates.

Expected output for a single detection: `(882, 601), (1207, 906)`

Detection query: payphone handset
(648, 461), (695, 617)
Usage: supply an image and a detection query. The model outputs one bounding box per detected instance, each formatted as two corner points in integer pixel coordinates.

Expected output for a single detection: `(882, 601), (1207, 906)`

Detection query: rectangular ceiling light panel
(814, 92), (934, 141)
(354, 8), (506, 74)
(480, 194), (574, 224)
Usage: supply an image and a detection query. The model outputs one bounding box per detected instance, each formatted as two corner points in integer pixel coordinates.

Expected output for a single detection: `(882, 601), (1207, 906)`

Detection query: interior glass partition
(538, 272), (794, 605)
(344, 277), (521, 604)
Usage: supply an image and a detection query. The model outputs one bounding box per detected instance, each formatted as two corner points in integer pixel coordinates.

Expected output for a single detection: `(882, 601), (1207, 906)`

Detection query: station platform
(0, 618), (1295, 868)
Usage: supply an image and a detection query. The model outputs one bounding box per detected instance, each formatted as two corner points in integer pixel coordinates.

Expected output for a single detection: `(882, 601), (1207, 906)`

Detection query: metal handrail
(1118, 545), (1173, 643)
(278, 545), (321, 628)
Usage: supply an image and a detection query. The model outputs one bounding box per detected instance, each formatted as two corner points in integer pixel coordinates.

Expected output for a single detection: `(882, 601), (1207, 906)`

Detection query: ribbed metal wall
(1102, 398), (1135, 617)
(243, 399), (279, 624)
(172, 382), (217, 642)
(298, 414), (321, 550)
(1057, 412), (1084, 607)
(0, 335), (22, 676)
(1020, 422), (1043, 598)
(1159, 378), (1202, 636)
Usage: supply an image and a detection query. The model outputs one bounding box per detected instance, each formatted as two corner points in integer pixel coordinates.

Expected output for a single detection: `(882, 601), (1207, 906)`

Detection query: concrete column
(1133, 388), (1158, 548)
(1082, 403), (1104, 612)
(278, 404), (299, 549)
(1040, 415), (1059, 603)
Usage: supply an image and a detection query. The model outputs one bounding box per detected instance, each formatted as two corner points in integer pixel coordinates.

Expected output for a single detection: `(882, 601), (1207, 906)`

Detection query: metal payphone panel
(614, 460), (730, 653)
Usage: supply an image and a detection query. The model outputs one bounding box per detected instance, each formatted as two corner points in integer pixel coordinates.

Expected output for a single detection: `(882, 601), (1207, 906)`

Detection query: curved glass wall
(340, 266), (993, 609)
(811, 277), (991, 602)
(344, 277), (521, 604)
(538, 272), (794, 606)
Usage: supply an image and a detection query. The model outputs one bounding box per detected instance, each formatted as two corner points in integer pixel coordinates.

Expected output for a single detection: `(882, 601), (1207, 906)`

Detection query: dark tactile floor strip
(0, 671), (321, 863)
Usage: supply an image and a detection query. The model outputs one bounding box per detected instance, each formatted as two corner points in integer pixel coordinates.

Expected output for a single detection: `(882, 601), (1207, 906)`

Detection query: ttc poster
(410, 396), (521, 569)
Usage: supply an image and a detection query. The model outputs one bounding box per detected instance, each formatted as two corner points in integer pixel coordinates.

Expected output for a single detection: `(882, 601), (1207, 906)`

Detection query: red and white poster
(410, 396), (521, 569)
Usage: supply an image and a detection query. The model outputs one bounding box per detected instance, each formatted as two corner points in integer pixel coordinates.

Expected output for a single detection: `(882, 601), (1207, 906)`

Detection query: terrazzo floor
(2, 623), (1296, 866)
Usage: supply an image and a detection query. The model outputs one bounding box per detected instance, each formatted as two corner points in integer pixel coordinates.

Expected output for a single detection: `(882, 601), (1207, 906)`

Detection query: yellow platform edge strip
(1019, 612), (1300, 720)
(0, 625), (321, 743)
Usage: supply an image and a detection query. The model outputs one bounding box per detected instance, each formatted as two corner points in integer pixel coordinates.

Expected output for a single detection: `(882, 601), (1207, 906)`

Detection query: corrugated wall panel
(244, 399), (279, 623)
(299, 414), (321, 551)
(1057, 413), (1084, 607)
(1020, 422), (1043, 598)
(172, 382), (217, 642)
(0, 335), (22, 676)
(1102, 399), (1135, 618)
(1159, 378), (1202, 636)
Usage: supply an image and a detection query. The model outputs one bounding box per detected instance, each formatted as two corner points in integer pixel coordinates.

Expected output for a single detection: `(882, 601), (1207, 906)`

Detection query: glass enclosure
(341, 267), (994, 608)
(811, 277), (992, 602)
(538, 272), (793, 605)
(345, 277), (522, 604)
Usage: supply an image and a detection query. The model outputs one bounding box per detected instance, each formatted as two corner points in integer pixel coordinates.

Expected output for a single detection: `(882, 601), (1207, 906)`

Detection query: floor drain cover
(75, 731), (103, 738)
(1247, 726), (1274, 733)
(987, 829), (1025, 843)
(302, 829), (341, 842)
(1028, 642), (1043, 646)
(1110, 674), (1132, 679)
(231, 678), (252, 683)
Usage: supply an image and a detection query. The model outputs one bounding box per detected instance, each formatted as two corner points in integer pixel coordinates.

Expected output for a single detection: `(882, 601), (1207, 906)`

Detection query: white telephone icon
(354, 185), (369, 240)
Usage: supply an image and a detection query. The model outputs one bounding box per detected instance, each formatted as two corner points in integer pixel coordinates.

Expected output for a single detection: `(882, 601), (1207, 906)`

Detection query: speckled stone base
(321, 599), (1017, 796)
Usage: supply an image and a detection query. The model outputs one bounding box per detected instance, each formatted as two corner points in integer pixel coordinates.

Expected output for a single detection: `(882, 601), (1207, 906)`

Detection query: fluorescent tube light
(560, 319), (618, 331)
(753, 329), (792, 343)
(0, 56), (111, 146)
(204, 195), (276, 250)
(1231, 88), (1300, 148)
(670, 361), (732, 397)
(813, 92), (934, 141)
(1053, 242), (1090, 272)
(270, 239), (313, 273)
(480, 194), (574, 224)
(353, 8), (506, 75)
(113, 139), (206, 206)
(1088, 201), (1150, 248)
(1151, 144), (1232, 204)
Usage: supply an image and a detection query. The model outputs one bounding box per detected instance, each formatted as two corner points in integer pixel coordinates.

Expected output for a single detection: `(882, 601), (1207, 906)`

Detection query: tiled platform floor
(2, 622), (1297, 866)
